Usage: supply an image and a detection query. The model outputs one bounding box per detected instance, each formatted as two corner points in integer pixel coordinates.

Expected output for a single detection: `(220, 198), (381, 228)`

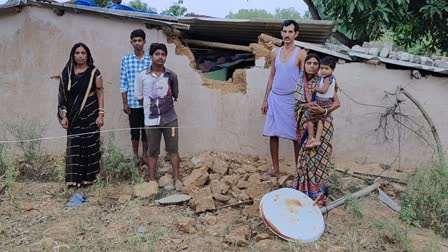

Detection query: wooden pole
(183, 39), (252, 52)
(259, 33), (282, 46)
(320, 182), (380, 214)
(334, 168), (406, 185)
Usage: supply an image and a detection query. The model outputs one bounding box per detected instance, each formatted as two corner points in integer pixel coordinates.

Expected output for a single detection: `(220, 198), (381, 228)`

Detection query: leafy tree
(274, 7), (301, 19)
(302, 11), (311, 20)
(303, 0), (448, 54)
(226, 8), (302, 20)
(93, 0), (110, 8)
(129, 0), (156, 12)
(226, 9), (275, 19)
(161, 0), (187, 16)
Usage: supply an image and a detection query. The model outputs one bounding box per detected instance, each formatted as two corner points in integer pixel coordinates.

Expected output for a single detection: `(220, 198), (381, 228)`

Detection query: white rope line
(0, 126), (199, 144)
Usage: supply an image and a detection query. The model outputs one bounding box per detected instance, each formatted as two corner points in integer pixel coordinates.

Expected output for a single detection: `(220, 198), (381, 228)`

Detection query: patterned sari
(58, 65), (101, 187)
(292, 73), (333, 203)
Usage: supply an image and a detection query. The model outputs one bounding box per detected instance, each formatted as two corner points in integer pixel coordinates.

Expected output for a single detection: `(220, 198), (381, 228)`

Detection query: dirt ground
(1, 152), (447, 252)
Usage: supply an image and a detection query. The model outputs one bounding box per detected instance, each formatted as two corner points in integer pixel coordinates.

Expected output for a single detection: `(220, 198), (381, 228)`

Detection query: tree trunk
(302, 0), (321, 20)
(302, 0), (369, 48)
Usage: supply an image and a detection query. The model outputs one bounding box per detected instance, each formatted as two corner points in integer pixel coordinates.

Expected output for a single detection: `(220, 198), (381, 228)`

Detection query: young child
(306, 56), (337, 148)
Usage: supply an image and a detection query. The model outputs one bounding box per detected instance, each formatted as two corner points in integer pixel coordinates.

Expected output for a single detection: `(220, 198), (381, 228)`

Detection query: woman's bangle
(99, 108), (105, 111)
(98, 111), (105, 116)
(324, 108), (328, 115)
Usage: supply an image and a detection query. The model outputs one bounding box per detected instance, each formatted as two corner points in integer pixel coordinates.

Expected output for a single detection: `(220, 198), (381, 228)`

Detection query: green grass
(400, 158), (448, 238)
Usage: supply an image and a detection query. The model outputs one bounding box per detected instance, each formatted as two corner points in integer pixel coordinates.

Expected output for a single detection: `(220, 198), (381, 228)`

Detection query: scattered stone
(164, 183), (175, 191)
(255, 233), (271, 241)
(248, 173), (261, 183)
(362, 41), (371, 48)
(366, 59), (381, 65)
(388, 51), (398, 60)
(253, 239), (275, 250)
(224, 226), (251, 247)
(222, 174), (240, 186)
(21, 202), (35, 211)
(420, 56), (434, 66)
(238, 190), (251, 201)
(190, 156), (201, 165)
(242, 164), (256, 173)
(211, 158), (229, 175)
(192, 187), (216, 213)
(243, 197), (261, 217)
(177, 217), (196, 233)
(133, 181), (158, 198)
(247, 181), (272, 199)
(209, 180), (229, 195)
(172, 238), (183, 244)
(278, 175), (293, 187)
(435, 60), (448, 69)
(236, 180), (249, 189)
(213, 193), (230, 203)
(234, 168), (246, 175)
(118, 194), (132, 204)
(411, 70), (422, 79)
(183, 167), (209, 191)
(410, 55), (421, 64)
(338, 59), (346, 64)
(41, 238), (57, 249)
(202, 215), (218, 226)
(285, 180), (293, 187)
(351, 45), (367, 54)
(398, 51), (411, 62)
(379, 47), (390, 58)
(368, 47), (380, 56)
(158, 173), (173, 188)
(209, 173), (221, 181)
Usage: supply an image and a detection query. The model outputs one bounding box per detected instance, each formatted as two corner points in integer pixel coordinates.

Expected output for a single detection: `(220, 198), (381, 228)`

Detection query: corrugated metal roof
(178, 17), (336, 45)
(0, 0), (189, 30)
(2, 1), (335, 45)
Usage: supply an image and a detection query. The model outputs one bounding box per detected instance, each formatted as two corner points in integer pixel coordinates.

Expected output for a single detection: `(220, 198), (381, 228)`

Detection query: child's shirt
(316, 75), (335, 99)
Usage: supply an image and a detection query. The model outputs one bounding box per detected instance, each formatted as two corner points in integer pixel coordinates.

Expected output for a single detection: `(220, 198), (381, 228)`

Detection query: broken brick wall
(1, 7), (448, 168)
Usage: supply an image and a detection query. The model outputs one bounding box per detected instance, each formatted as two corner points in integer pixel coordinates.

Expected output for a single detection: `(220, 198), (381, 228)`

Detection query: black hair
(66, 42), (94, 67)
(320, 56), (337, 70)
(282, 19), (300, 32)
(304, 53), (320, 66)
(130, 29), (146, 40)
(149, 43), (168, 56)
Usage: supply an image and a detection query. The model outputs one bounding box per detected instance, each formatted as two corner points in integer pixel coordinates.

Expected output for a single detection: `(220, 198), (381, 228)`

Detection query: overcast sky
(0, 0), (308, 17)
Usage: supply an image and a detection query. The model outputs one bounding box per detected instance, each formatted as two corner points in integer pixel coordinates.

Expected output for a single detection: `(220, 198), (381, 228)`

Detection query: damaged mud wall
(1, 7), (447, 167)
(167, 34), (248, 94)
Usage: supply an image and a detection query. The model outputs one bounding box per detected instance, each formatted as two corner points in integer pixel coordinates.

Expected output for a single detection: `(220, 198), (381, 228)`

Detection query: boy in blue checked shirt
(120, 29), (151, 165)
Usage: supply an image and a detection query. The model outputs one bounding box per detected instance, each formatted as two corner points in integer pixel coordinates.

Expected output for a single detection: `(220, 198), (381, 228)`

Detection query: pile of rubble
(180, 151), (294, 213)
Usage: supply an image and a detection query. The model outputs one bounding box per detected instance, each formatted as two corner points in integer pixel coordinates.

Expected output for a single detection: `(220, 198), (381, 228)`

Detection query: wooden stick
(334, 168), (372, 183)
(184, 39), (252, 52)
(259, 33), (282, 46)
(214, 199), (253, 211)
(320, 182), (380, 214)
(378, 188), (401, 212)
(334, 168), (406, 185)
(400, 88), (444, 162)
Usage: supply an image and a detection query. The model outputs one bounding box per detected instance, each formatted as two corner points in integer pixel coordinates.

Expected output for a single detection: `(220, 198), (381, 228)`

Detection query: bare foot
(261, 170), (280, 180)
(175, 180), (183, 191)
(305, 138), (315, 149)
(141, 156), (149, 165)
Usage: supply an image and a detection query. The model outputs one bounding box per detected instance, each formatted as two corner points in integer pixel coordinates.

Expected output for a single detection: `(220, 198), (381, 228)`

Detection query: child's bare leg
(306, 121), (316, 148)
(309, 120), (323, 148)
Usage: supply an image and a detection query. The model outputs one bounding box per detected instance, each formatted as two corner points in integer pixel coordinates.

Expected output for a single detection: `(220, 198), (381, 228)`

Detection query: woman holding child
(292, 53), (340, 206)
